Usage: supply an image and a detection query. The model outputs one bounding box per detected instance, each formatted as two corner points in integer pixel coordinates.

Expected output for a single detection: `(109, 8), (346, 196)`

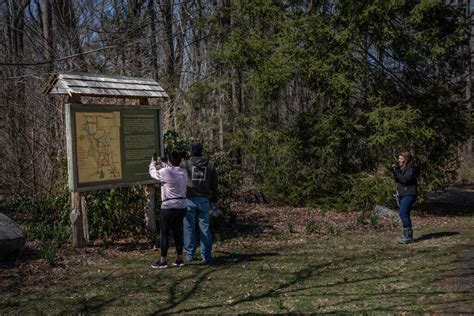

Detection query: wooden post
(146, 184), (158, 236)
(69, 94), (87, 248)
(81, 194), (90, 242)
(71, 191), (86, 248)
(140, 97), (158, 239)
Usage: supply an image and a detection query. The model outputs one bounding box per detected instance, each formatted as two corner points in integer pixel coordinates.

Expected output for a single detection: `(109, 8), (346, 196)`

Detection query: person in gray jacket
(181, 142), (219, 263)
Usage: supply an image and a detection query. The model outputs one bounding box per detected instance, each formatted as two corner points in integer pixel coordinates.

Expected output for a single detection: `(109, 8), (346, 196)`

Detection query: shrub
(305, 221), (320, 234)
(84, 186), (147, 241)
(39, 241), (57, 266)
(209, 151), (242, 238)
(287, 223), (294, 233)
(0, 194), (70, 243)
(0, 192), (70, 263)
(327, 225), (340, 235)
(345, 173), (395, 213)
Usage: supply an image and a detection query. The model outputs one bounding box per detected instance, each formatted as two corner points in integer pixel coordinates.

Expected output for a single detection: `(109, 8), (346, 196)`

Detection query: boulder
(373, 205), (399, 217)
(373, 205), (400, 226)
(0, 213), (26, 257)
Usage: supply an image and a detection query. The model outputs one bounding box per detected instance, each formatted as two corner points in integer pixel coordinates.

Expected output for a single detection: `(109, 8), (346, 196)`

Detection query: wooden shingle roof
(43, 72), (168, 99)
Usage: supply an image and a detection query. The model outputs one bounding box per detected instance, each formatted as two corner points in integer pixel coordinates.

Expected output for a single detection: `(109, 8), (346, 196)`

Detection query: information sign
(65, 104), (163, 191)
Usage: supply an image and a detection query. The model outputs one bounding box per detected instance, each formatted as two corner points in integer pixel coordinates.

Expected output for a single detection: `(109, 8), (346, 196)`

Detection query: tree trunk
(467, 0), (473, 153)
(71, 192), (86, 248)
(160, 0), (176, 127)
(148, 0), (159, 81)
(52, 0), (87, 70)
(42, 0), (54, 74)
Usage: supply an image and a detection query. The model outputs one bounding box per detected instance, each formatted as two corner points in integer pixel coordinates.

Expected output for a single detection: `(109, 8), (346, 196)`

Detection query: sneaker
(201, 258), (211, 265)
(151, 261), (168, 269)
(173, 259), (185, 267)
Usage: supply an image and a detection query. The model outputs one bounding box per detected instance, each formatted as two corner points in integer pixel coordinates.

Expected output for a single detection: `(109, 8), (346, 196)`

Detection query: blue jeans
(399, 195), (416, 230)
(183, 197), (212, 261)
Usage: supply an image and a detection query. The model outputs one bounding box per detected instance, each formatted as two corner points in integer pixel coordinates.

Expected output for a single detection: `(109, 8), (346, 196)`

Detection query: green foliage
(0, 155), (72, 262)
(287, 223), (294, 233)
(209, 151), (242, 235)
(215, 0), (470, 209)
(369, 212), (380, 229)
(305, 221), (321, 234)
(345, 174), (396, 213)
(39, 241), (57, 266)
(327, 225), (340, 236)
(210, 151), (243, 205)
(366, 102), (434, 158)
(163, 130), (196, 155)
(0, 194), (70, 243)
(249, 128), (302, 204)
(84, 187), (147, 241)
(0, 152), (152, 246)
(0, 192), (70, 263)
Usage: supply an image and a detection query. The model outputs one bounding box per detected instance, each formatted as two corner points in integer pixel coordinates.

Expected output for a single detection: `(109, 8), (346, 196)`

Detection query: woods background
(1, 0), (473, 231)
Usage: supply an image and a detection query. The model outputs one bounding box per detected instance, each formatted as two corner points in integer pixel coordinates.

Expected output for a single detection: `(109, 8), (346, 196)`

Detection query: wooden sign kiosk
(43, 72), (168, 248)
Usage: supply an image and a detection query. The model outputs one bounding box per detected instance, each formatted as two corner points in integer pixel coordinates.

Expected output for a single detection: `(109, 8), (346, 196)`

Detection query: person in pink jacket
(149, 150), (188, 269)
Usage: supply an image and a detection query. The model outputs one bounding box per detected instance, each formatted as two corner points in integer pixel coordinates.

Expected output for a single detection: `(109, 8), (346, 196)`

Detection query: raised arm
(393, 166), (416, 184)
(149, 158), (166, 181)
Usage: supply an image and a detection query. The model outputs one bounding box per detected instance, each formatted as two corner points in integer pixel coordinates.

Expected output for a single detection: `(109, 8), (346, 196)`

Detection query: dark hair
(167, 150), (185, 166)
(189, 142), (203, 157)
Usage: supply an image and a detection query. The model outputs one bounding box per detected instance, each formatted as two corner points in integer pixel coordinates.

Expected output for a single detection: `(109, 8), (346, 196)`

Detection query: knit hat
(189, 142), (203, 157)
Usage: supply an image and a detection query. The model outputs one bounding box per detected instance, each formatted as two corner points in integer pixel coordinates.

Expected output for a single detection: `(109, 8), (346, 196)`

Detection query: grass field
(2, 202), (473, 315)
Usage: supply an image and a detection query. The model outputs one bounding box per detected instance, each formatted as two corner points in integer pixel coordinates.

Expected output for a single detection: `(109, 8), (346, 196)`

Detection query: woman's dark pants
(160, 208), (186, 257)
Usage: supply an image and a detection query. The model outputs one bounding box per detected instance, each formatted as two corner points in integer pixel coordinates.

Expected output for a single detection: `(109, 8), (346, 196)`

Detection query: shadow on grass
(0, 245), (41, 269)
(159, 242), (474, 314)
(212, 211), (273, 242)
(415, 231), (459, 242)
(68, 296), (118, 315)
(88, 240), (156, 252)
(161, 253), (395, 314)
(210, 251), (279, 266)
(149, 251), (279, 315)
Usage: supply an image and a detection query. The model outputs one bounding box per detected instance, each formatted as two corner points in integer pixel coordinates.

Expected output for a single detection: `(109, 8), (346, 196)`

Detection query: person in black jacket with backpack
(392, 151), (418, 244)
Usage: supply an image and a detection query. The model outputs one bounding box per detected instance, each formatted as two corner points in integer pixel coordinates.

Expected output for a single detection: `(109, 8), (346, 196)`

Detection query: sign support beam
(69, 94), (87, 248)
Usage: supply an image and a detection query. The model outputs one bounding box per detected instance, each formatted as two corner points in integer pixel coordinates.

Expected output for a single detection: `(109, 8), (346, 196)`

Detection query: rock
(0, 213), (26, 257)
(373, 205), (400, 226)
(373, 205), (398, 217)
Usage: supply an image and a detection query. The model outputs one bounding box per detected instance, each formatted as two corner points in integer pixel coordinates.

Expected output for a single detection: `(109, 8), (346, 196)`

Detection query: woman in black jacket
(392, 151), (418, 244)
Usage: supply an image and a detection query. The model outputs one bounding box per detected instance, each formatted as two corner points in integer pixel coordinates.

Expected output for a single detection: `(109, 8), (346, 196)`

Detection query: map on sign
(75, 112), (122, 183)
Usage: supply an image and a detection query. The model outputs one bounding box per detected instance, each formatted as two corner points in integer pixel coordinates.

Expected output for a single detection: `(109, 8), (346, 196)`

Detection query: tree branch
(0, 45), (118, 66)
